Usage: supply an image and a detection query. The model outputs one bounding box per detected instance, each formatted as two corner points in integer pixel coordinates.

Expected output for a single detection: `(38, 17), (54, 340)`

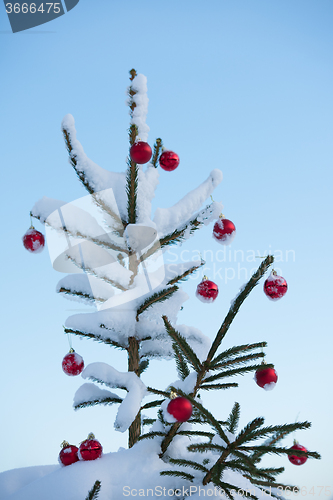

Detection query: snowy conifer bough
(10, 70), (319, 500)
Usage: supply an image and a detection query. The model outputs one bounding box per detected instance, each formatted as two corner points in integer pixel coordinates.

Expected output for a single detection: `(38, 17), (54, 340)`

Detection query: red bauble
(130, 141), (152, 164)
(22, 227), (45, 253)
(263, 271), (288, 301)
(196, 277), (219, 303)
(59, 441), (79, 466)
(79, 433), (103, 461)
(159, 150), (180, 171)
(288, 442), (308, 466)
(254, 366), (278, 391)
(167, 397), (193, 422)
(212, 217), (236, 246)
(62, 349), (84, 376)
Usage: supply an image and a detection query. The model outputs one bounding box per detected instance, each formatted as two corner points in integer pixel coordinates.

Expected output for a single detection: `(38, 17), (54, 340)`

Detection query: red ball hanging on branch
(62, 348), (84, 376)
(58, 441), (79, 467)
(212, 215), (236, 245)
(159, 150), (180, 171)
(254, 363), (278, 391)
(196, 276), (219, 303)
(167, 396), (193, 422)
(79, 433), (103, 461)
(130, 141), (152, 164)
(263, 270), (288, 301)
(22, 226), (45, 253)
(288, 441), (308, 466)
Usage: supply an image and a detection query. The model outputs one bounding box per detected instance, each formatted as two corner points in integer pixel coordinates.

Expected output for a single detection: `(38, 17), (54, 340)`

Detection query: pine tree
(31, 70), (320, 499)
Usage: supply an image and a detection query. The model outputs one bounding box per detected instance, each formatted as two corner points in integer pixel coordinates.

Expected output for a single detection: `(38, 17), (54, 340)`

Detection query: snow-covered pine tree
(31, 70), (319, 499)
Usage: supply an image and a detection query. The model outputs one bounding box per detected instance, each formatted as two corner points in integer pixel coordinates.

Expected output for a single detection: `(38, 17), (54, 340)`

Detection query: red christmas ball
(59, 441), (79, 466)
(263, 271), (288, 301)
(22, 227), (45, 253)
(288, 442), (308, 466)
(159, 150), (180, 171)
(79, 433), (103, 461)
(62, 349), (84, 376)
(167, 397), (193, 422)
(130, 141), (152, 164)
(212, 217), (236, 245)
(254, 366), (278, 390)
(196, 277), (219, 303)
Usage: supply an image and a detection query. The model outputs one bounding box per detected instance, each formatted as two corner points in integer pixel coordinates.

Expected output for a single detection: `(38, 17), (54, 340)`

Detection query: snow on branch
(82, 363), (147, 432)
(73, 383), (122, 410)
(62, 114), (128, 220)
(32, 196), (127, 254)
(57, 274), (115, 304)
(65, 241), (132, 290)
(129, 74), (150, 142)
(65, 306), (137, 347)
(153, 169), (223, 237)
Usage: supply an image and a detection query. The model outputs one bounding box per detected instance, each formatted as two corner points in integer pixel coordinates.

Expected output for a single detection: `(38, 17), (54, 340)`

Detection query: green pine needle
(85, 480), (101, 500)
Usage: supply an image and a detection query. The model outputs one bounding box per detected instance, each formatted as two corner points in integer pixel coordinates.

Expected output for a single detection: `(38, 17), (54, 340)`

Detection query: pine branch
(136, 285), (179, 319)
(163, 317), (202, 372)
(151, 138), (163, 168)
(238, 445), (321, 460)
(245, 421), (312, 444)
(142, 418), (156, 426)
(85, 480), (101, 500)
(200, 383), (238, 391)
(172, 342), (190, 381)
(210, 352), (265, 370)
(126, 157), (138, 224)
(138, 359), (149, 375)
(58, 287), (106, 304)
(203, 363), (273, 384)
(32, 212), (128, 255)
(210, 342), (267, 368)
(141, 399), (164, 410)
(65, 254), (128, 291)
(137, 431), (166, 441)
(226, 402), (240, 433)
(168, 458), (210, 473)
(187, 443), (227, 454)
(205, 256), (274, 366)
(234, 418), (265, 446)
(74, 396), (122, 410)
(166, 261), (204, 286)
(177, 430), (215, 439)
(160, 470), (194, 481)
(62, 127), (93, 194)
(140, 204), (216, 262)
(64, 327), (126, 350)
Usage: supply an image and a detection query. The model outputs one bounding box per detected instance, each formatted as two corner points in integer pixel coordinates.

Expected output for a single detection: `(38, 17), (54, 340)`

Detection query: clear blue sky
(1, 0), (332, 496)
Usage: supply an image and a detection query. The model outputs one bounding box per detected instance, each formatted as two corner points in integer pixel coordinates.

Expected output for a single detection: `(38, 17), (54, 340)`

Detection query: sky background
(1, 0), (333, 497)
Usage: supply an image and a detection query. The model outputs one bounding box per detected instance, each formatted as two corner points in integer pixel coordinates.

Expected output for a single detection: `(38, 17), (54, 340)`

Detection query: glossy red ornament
(79, 433), (103, 461)
(254, 365), (278, 390)
(130, 141), (152, 164)
(212, 217), (236, 245)
(62, 349), (84, 376)
(22, 227), (45, 253)
(196, 277), (219, 303)
(159, 150), (180, 171)
(288, 442), (308, 466)
(263, 271), (288, 301)
(167, 397), (193, 422)
(59, 441), (79, 466)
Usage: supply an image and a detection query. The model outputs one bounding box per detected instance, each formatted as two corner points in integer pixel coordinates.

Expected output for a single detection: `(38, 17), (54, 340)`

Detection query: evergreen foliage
(85, 480), (101, 500)
(32, 69), (320, 497)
